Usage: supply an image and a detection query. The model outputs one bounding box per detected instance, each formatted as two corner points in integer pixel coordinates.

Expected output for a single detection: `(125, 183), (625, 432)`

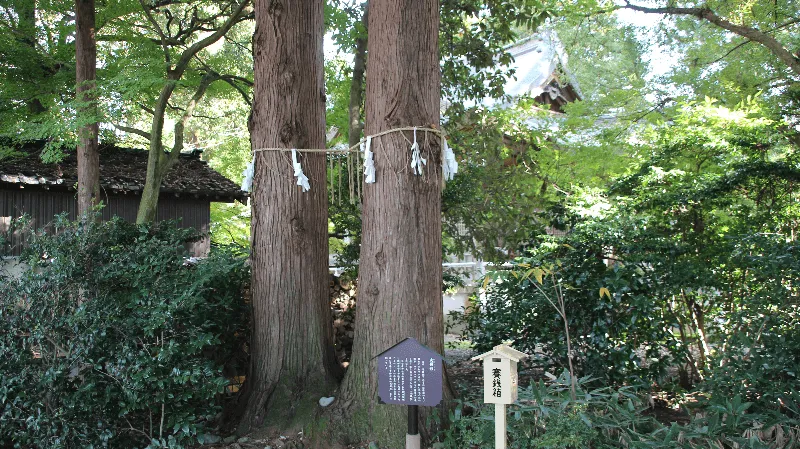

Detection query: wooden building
(480, 30), (582, 113)
(0, 141), (247, 256)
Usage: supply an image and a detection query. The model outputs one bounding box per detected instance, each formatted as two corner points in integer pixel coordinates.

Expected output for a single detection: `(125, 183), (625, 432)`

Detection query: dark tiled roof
(0, 141), (247, 203)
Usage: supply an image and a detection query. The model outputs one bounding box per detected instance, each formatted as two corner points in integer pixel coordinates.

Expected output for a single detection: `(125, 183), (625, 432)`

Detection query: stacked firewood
(330, 274), (357, 366)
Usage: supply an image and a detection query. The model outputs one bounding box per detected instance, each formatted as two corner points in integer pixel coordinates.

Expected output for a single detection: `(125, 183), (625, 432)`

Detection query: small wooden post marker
(377, 337), (444, 449)
(472, 345), (527, 449)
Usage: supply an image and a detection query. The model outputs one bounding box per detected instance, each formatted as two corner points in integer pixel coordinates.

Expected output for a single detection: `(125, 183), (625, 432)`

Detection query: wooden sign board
(472, 345), (527, 405)
(377, 337), (443, 407)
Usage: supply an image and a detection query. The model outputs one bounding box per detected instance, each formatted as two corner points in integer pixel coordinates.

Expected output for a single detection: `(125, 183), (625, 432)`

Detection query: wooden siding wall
(0, 189), (210, 256)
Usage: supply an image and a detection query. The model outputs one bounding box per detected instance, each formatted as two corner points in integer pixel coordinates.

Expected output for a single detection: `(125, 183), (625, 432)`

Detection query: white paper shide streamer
(362, 136), (376, 184)
(247, 126), (448, 193)
(326, 126), (339, 143)
(410, 127), (427, 175)
(441, 136), (458, 181)
(241, 159), (255, 192)
(291, 148), (311, 192)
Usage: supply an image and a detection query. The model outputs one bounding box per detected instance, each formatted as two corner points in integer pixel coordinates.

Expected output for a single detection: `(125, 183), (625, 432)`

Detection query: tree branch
(778, 125), (800, 149)
(149, 0), (250, 157)
(191, 54), (253, 105)
(191, 113), (224, 120)
(113, 123), (152, 141)
(168, 72), (217, 163)
(138, 103), (154, 115)
(227, 38), (252, 55)
(173, 0), (250, 75)
(763, 17), (800, 34)
(622, 2), (800, 76)
(166, 101), (185, 112)
(218, 75), (253, 106)
(138, 0), (171, 66)
(705, 39), (752, 67)
(222, 74), (254, 87)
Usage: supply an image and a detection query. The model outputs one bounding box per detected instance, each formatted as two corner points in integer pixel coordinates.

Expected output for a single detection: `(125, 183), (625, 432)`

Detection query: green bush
(456, 233), (682, 385)
(434, 373), (654, 449)
(435, 373), (800, 448)
(0, 216), (249, 448)
(457, 172), (800, 394)
(700, 233), (800, 417)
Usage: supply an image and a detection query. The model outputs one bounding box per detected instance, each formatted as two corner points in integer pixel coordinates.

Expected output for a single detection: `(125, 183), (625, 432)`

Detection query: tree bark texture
(76, 0), (100, 218)
(335, 0), (448, 445)
(239, 0), (341, 434)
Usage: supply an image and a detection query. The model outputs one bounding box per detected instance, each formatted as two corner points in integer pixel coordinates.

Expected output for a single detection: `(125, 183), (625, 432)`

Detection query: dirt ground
(203, 337), (688, 449)
(202, 337), (479, 449)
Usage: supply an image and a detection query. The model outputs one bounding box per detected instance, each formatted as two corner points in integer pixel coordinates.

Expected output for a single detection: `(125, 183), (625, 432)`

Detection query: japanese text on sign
(492, 368), (502, 398)
(377, 337), (443, 407)
(383, 356), (436, 402)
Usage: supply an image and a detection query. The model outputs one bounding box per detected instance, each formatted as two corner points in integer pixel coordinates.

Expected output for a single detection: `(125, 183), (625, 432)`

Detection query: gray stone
(201, 434), (221, 444)
(223, 436), (237, 444)
(237, 437), (250, 444)
(318, 396), (335, 407)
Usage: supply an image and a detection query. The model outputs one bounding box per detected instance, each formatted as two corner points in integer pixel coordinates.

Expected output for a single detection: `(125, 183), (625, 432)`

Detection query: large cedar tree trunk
(239, 0), (341, 433)
(76, 0), (100, 218)
(335, 0), (447, 445)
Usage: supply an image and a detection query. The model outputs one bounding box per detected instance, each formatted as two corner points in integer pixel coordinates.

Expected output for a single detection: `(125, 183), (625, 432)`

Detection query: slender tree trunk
(692, 302), (710, 370)
(681, 289), (709, 375)
(76, 0), (100, 219)
(238, 0), (341, 434)
(133, 1), (248, 223)
(136, 73), (215, 224)
(335, 0), (447, 445)
(137, 161), (167, 223)
(136, 78), (178, 224)
(18, 2), (47, 115)
(347, 4), (368, 204)
(347, 2), (368, 151)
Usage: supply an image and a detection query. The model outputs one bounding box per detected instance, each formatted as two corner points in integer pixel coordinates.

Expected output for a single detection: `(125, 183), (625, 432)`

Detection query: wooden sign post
(472, 345), (527, 449)
(377, 337), (444, 449)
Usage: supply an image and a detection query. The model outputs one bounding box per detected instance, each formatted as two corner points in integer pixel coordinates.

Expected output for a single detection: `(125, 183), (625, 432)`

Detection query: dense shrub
(435, 373), (800, 448)
(0, 216), (249, 448)
(457, 135), (800, 405)
(452, 186), (800, 446)
(457, 198), (800, 410)
(457, 229), (682, 385)
(700, 233), (800, 417)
